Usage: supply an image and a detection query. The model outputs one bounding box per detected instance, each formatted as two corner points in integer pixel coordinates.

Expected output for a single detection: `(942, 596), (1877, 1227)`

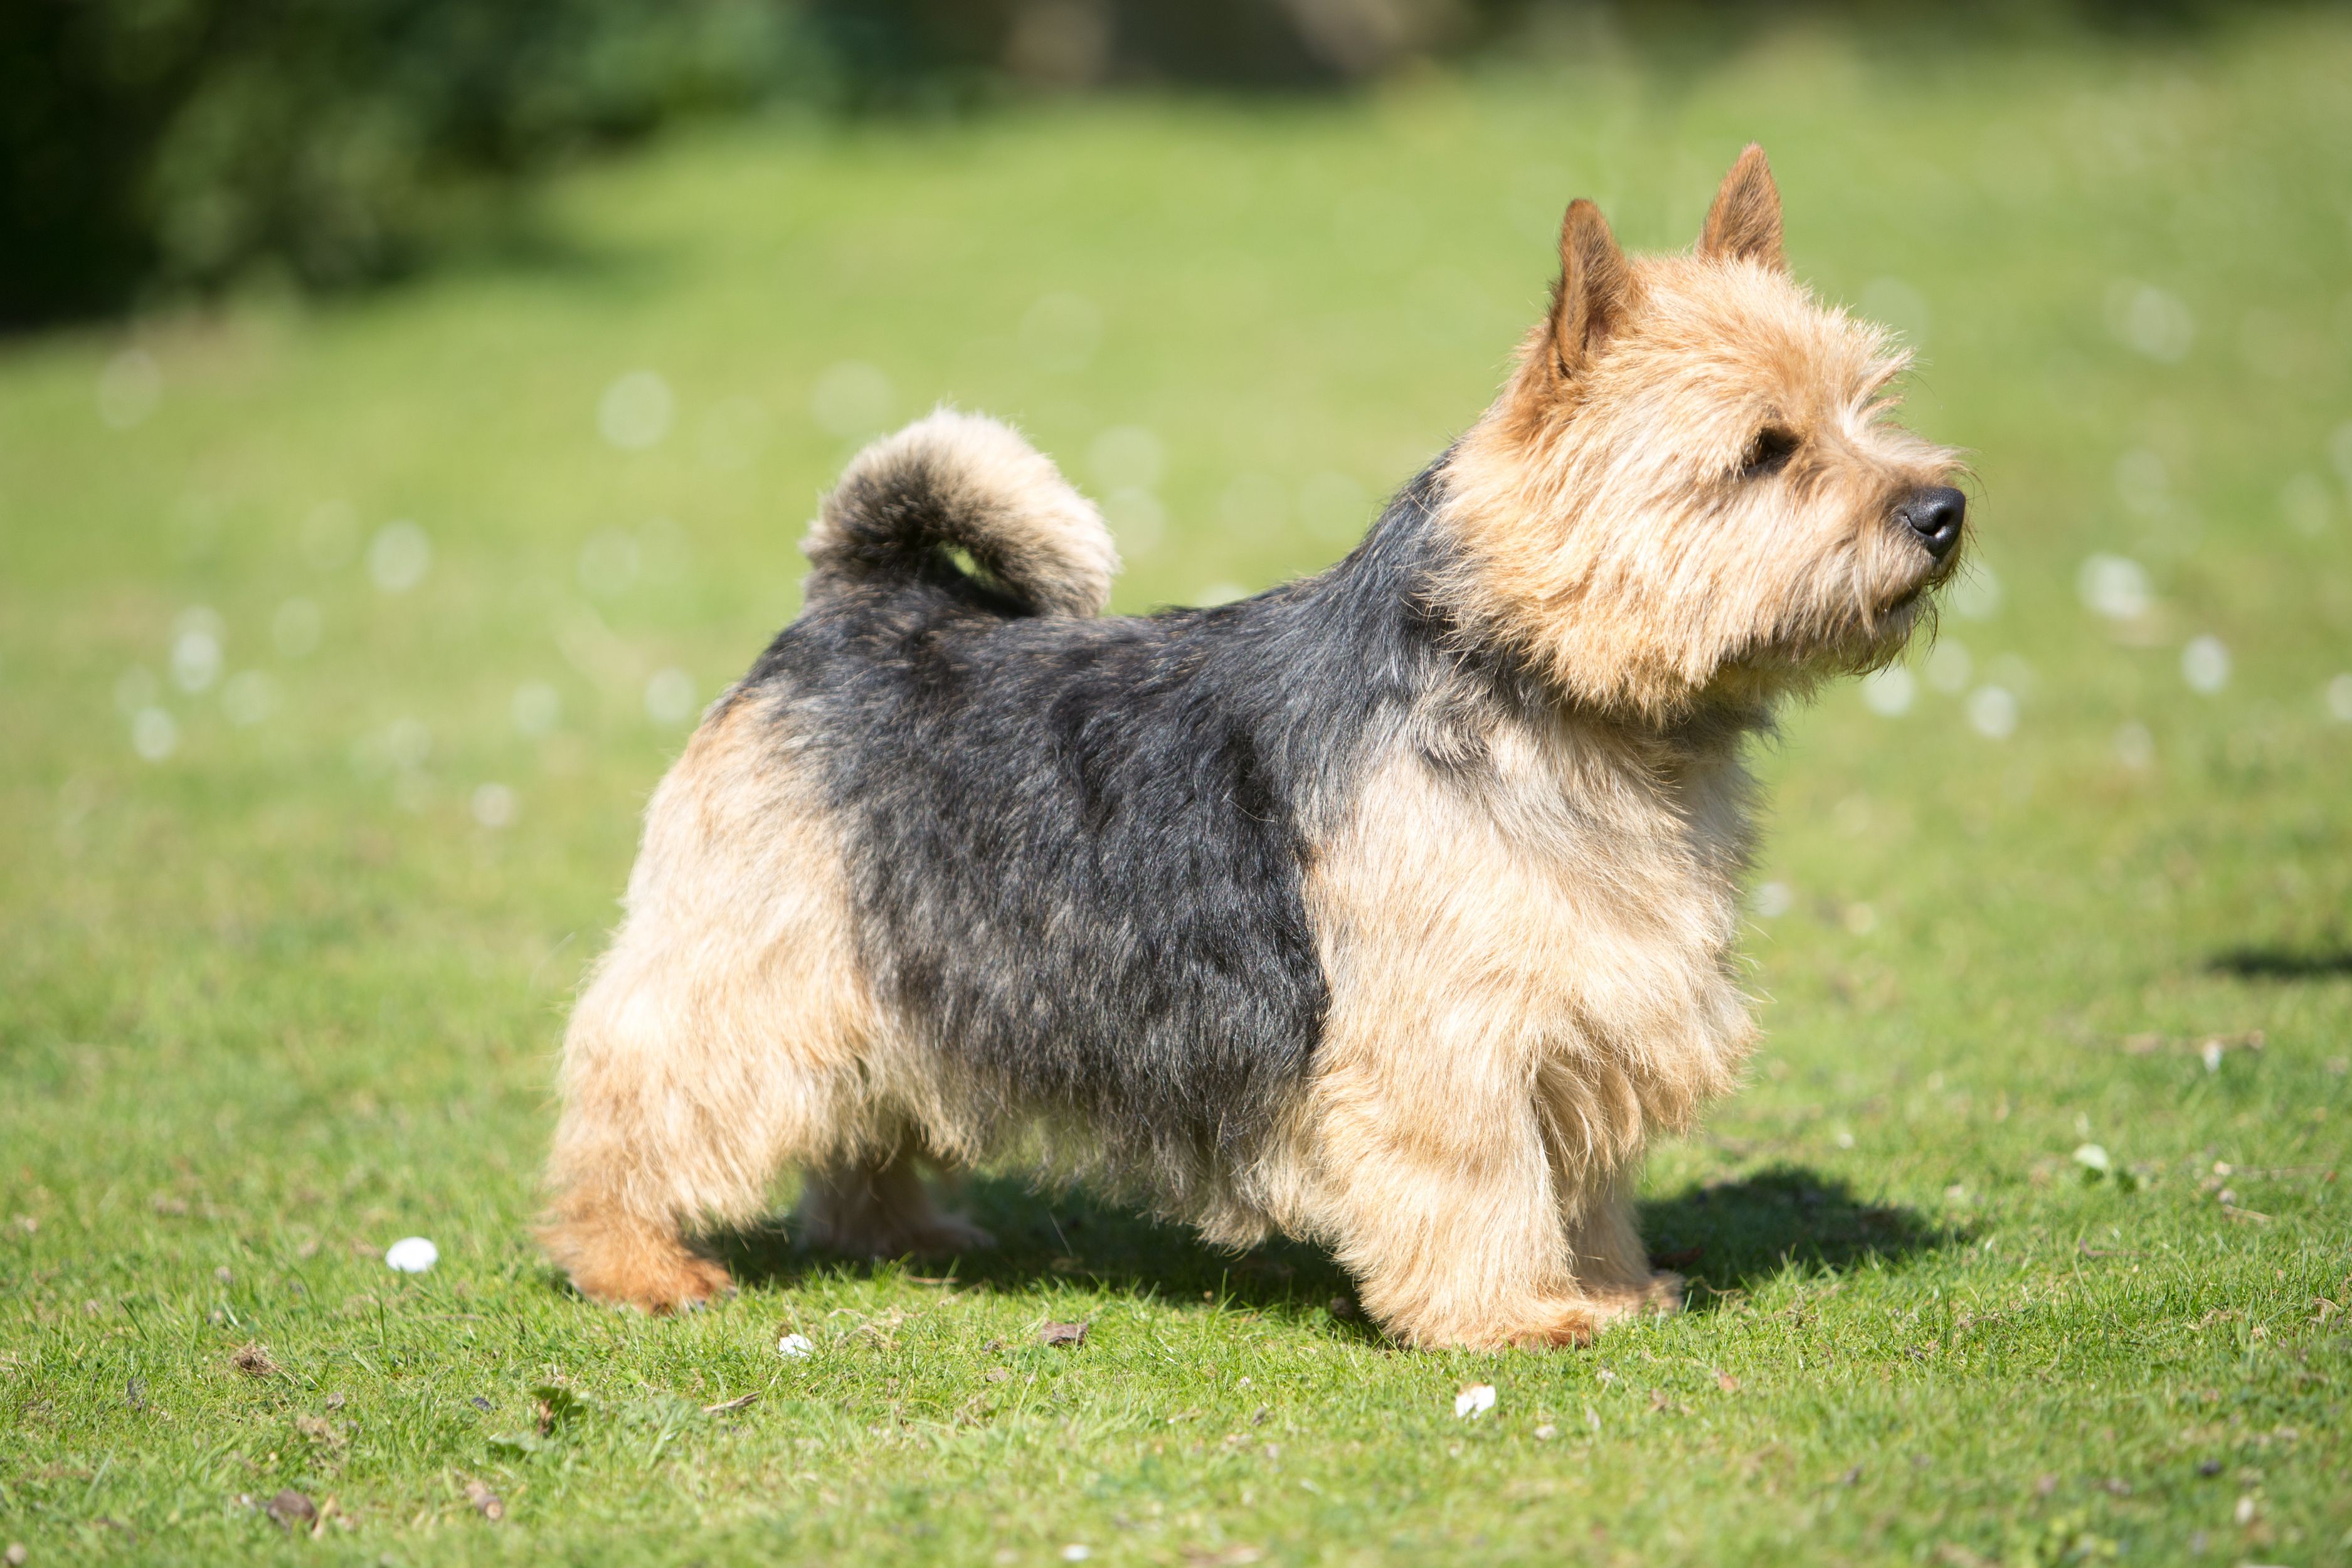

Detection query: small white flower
(384, 1236), (438, 1273)
(645, 667), (697, 728)
(777, 1332), (814, 1359)
(600, 370), (675, 450)
(1454, 1382), (1496, 1419)
(470, 783), (517, 830)
(131, 707), (178, 762)
(369, 521), (432, 594)
(1860, 665), (1915, 717)
(2181, 635), (2229, 694)
(2071, 1144), (2110, 1175)
(1967, 686), (2017, 739)
(2077, 554), (2151, 622)
(1060, 1547), (1093, 1563)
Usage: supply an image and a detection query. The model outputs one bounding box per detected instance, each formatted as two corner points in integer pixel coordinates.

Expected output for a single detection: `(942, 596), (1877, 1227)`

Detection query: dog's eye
(1739, 426), (1799, 479)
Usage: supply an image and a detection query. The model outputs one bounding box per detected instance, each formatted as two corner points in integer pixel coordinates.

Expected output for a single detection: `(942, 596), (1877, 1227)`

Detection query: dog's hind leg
(795, 1138), (994, 1259)
(541, 702), (871, 1312)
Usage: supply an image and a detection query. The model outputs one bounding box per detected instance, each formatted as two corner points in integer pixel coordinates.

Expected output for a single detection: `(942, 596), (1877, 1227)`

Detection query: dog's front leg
(1298, 1052), (1606, 1350)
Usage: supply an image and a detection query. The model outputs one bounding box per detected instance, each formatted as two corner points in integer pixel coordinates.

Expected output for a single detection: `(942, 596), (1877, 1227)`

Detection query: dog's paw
(548, 1222), (734, 1314)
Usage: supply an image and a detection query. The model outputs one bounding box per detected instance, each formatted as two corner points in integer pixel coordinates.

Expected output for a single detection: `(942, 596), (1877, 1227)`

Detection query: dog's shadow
(711, 1163), (1956, 1326)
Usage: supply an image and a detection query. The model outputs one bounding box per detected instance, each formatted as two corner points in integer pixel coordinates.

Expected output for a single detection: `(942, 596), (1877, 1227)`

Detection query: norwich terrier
(541, 146), (1964, 1348)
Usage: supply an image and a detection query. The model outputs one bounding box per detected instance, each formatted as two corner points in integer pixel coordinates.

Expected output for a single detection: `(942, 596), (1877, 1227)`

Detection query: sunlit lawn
(4, 9), (2351, 1564)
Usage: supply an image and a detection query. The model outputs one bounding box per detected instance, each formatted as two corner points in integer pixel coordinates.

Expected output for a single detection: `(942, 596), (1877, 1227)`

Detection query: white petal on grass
(1060, 1547), (1093, 1564)
(1967, 686), (2018, 739)
(97, 349), (162, 429)
(1089, 425), (1164, 492)
(2071, 1143), (2110, 1174)
(383, 718), (432, 773)
(131, 707), (178, 762)
(1022, 292), (1102, 373)
(2326, 673), (2352, 723)
(272, 598), (322, 658)
(513, 681), (563, 738)
(2077, 554), (2150, 622)
(810, 361), (894, 440)
(221, 671), (279, 727)
(2114, 721), (2155, 770)
(598, 370), (675, 450)
(171, 625), (223, 694)
(1103, 488), (1164, 556)
(776, 1332), (814, 1359)
(1947, 563), (2002, 621)
(384, 1236), (439, 1273)
(2181, 635), (2230, 694)
(645, 667), (697, 728)
(1925, 639), (1973, 694)
(1454, 1383), (1496, 1419)
(2104, 281), (2194, 363)
(2201, 1040), (2225, 1074)
(1860, 665), (1915, 716)
(471, 783), (517, 830)
(1751, 881), (1793, 919)
(369, 521), (432, 594)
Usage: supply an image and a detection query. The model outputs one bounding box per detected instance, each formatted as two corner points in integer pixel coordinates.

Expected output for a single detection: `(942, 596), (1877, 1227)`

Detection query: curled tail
(802, 410), (1118, 618)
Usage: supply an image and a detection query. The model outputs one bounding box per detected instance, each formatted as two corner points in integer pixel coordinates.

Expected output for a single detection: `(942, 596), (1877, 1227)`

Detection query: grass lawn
(5, 9), (2352, 1564)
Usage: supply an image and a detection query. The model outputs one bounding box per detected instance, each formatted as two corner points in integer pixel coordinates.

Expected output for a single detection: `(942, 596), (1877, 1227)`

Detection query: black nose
(1895, 485), (1966, 561)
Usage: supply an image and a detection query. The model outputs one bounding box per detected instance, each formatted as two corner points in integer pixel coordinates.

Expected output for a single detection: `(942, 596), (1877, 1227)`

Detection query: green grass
(6, 9), (2352, 1565)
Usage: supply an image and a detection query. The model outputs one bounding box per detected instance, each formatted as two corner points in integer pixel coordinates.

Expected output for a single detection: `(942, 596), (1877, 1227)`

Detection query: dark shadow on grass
(711, 1175), (1370, 1332)
(709, 1162), (1957, 1328)
(1638, 1165), (1964, 1306)
(2208, 946), (2352, 980)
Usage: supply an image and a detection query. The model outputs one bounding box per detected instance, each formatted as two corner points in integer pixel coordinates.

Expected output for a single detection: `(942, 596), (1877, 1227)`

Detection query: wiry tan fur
(540, 694), (980, 1309)
(541, 147), (1964, 1344)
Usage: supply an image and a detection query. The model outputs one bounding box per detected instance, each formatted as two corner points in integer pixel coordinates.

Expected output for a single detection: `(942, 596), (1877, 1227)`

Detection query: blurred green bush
(0, 0), (2254, 326)
(0, 0), (1488, 326)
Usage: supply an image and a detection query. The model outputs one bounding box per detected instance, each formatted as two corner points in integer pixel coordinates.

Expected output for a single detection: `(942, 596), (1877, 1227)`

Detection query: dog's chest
(1308, 719), (1754, 1066)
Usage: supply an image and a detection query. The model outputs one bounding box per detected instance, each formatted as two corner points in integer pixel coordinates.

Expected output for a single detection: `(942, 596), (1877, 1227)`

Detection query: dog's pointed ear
(1549, 199), (1632, 379)
(1699, 144), (1786, 272)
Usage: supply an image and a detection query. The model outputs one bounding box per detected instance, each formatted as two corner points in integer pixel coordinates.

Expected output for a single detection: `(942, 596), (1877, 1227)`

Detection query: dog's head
(1442, 146), (1965, 719)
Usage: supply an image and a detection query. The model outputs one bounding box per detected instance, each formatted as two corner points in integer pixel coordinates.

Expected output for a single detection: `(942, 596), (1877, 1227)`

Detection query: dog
(539, 146), (1964, 1348)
